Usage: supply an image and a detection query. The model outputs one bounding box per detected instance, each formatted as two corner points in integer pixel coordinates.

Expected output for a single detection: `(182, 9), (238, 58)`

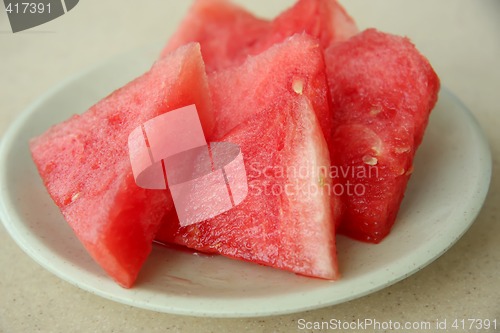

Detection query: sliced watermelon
(161, 0), (272, 72)
(156, 96), (338, 279)
(209, 33), (332, 142)
(255, 0), (358, 52)
(157, 35), (339, 278)
(161, 0), (357, 72)
(325, 29), (440, 243)
(30, 43), (214, 288)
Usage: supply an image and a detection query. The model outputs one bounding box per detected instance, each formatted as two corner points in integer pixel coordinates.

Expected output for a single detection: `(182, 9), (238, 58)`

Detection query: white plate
(0, 46), (491, 318)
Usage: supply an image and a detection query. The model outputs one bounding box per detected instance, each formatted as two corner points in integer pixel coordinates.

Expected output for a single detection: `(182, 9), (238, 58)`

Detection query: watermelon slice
(209, 33), (332, 141)
(30, 43), (214, 288)
(161, 0), (357, 72)
(255, 0), (358, 52)
(161, 0), (272, 72)
(157, 96), (338, 279)
(325, 29), (440, 243)
(156, 34), (339, 279)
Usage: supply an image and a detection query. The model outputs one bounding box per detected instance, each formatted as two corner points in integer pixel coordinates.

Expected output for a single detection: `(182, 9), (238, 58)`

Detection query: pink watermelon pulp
(325, 29), (440, 243)
(30, 43), (214, 288)
(161, 0), (272, 72)
(160, 0), (357, 229)
(255, 0), (358, 52)
(29, 0), (442, 288)
(157, 95), (338, 279)
(209, 33), (332, 140)
(156, 34), (339, 279)
(161, 0), (358, 72)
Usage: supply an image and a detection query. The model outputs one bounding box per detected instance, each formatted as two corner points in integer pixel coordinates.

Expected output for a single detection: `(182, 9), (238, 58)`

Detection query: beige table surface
(1, 1), (499, 332)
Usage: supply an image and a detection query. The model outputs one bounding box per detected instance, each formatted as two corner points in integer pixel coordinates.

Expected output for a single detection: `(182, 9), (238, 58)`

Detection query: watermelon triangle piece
(30, 43), (214, 288)
(161, 0), (272, 72)
(157, 96), (338, 279)
(161, 0), (358, 72)
(325, 29), (440, 243)
(156, 35), (339, 279)
(255, 0), (358, 52)
(207, 33), (343, 227)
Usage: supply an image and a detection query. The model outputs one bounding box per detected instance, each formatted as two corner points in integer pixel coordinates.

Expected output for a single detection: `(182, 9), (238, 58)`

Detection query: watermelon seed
(395, 147), (411, 154)
(362, 155), (378, 166)
(71, 192), (81, 203)
(370, 109), (381, 116)
(292, 79), (304, 95)
(405, 166), (414, 176)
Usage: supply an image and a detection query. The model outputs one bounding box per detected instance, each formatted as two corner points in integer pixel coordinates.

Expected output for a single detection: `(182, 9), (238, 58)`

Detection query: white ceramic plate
(0, 46), (491, 318)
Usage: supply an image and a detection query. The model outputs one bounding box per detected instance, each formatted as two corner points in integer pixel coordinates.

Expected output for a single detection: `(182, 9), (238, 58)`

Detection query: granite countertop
(1, 1), (499, 332)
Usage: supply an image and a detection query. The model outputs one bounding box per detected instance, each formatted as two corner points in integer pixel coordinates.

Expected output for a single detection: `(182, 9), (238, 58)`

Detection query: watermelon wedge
(157, 96), (338, 279)
(255, 0), (358, 52)
(161, 0), (272, 72)
(325, 29), (440, 243)
(161, 0), (357, 72)
(156, 35), (339, 279)
(30, 43), (214, 288)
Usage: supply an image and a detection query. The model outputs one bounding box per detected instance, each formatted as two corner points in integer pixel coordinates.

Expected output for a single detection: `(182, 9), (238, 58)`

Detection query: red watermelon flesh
(160, 0), (272, 72)
(160, 0), (357, 72)
(30, 43), (214, 288)
(255, 0), (358, 53)
(209, 33), (332, 142)
(156, 96), (339, 279)
(325, 29), (440, 243)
